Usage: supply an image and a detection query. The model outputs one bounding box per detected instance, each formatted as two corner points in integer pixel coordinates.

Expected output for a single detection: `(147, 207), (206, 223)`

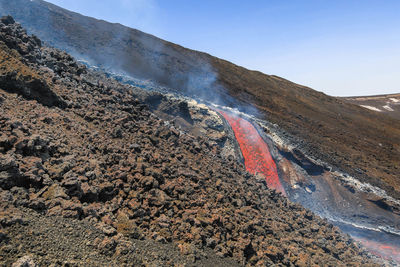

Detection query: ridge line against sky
(43, 0), (400, 97)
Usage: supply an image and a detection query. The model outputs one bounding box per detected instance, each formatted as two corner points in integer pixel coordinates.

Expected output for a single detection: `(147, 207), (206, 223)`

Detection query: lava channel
(217, 109), (286, 196)
(356, 237), (400, 263)
(217, 109), (400, 264)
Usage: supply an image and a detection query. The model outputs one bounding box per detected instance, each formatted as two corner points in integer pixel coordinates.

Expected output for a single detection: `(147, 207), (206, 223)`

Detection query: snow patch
(360, 105), (382, 112)
(389, 98), (400, 103)
(383, 105), (394, 111)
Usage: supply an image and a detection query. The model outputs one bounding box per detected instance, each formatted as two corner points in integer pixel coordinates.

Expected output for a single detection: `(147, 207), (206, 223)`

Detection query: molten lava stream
(356, 237), (400, 263)
(217, 109), (286, 196)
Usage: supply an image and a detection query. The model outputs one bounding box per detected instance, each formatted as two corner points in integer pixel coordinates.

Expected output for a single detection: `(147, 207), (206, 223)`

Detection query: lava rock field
(0, 17), (382, 266)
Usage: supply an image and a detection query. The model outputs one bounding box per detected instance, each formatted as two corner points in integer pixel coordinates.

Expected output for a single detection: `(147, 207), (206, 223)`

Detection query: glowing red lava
(217, 109), (286, 196)
(355, 237), (400, 263)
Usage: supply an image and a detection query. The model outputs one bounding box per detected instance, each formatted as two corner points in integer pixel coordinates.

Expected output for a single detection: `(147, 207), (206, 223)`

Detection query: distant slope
(342, 93), (400, 120)
(1, 0), (399, 198)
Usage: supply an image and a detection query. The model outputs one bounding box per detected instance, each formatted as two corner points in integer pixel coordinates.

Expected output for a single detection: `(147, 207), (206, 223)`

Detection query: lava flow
(356, 237), (400, 263)
(217, 109), (400, 263)
(217, 109), (286, 196)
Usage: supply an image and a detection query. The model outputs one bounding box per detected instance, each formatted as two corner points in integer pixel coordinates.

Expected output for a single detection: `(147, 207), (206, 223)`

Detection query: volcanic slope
(1, 0), (399, 199)
(0, 17), (380, 266)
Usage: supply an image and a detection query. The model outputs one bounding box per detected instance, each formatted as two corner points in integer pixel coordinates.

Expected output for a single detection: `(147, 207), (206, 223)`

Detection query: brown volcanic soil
(2, 0), (399, 199)
(0, 17), (380, 266)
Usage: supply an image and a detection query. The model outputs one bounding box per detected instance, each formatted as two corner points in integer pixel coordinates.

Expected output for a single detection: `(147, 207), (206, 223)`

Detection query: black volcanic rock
(0, 15), (14, 25)
(0, 19), (64, 108)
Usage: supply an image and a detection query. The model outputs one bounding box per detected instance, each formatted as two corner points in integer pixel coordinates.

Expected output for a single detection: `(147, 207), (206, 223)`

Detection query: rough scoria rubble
(0, 16), (378, 266)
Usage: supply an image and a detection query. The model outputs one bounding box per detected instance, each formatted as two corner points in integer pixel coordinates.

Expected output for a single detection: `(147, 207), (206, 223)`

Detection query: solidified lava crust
(217, 110), (286, 196)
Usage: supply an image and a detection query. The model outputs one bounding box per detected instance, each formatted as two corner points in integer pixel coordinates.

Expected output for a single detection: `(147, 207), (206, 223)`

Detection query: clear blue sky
(45, 0), (400, 96)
